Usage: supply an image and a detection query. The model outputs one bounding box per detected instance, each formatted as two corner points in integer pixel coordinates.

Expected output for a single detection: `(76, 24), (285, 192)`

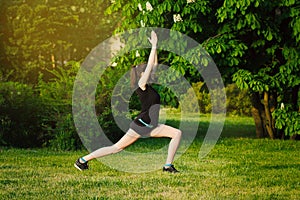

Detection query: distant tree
(1, 0), (118, 83)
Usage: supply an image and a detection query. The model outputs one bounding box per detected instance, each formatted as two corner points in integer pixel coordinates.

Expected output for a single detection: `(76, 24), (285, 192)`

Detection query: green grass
(0, 115), (299, 199)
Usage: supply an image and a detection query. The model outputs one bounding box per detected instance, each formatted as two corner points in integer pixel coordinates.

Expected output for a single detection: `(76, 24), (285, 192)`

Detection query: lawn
(0, 114), (299, 199)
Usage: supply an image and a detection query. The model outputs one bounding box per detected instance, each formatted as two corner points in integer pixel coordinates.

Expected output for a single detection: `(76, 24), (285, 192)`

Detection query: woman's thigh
(114, 129), (141, 149)
(149, 124), (181, 138)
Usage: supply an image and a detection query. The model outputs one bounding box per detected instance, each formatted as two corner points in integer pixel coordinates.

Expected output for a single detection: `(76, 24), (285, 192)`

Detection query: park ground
(0, 114), (299, 199)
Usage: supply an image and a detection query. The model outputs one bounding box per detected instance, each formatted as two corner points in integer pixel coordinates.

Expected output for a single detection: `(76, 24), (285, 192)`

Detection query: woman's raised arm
(138, 31), (158, 90)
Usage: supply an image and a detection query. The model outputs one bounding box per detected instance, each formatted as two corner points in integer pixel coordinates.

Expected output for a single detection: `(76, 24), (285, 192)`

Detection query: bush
(0, 82), (50, 147)
(37, 61), (83, 150)
(182, 82), (252, 116)
(226, 83), (252, 116)
(0, 64), (253, 149)
(181, 82), (211, 113)
(0, 62), (84, 149)
(47, 114), (82, 151)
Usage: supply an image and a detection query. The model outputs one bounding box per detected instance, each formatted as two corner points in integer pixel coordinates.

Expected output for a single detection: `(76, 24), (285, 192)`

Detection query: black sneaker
(74, 159), (88, 171)
(163, 165), (179, 173)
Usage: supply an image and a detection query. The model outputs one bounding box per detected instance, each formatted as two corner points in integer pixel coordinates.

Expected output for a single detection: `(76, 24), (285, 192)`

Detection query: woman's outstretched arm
(150, 48), (158, 81)
(138, 31), (157, 90)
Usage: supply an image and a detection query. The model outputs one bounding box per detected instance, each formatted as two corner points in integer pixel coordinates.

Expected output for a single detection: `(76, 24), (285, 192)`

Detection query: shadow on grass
(165, 115), (256, 139)
(260, 164), (300, 170)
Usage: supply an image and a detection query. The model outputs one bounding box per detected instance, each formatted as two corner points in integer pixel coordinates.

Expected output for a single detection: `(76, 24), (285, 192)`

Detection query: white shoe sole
(74, 163), (83, 171)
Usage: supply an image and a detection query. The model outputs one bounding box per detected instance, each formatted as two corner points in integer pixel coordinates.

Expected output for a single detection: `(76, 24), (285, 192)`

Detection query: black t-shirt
(130, 84), (160, 133)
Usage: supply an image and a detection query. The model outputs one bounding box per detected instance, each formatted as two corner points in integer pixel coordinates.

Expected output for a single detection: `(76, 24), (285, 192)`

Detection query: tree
(105, 0), (299, 138)
(222, 0), (300, 138)
(1, 0), (117, 83)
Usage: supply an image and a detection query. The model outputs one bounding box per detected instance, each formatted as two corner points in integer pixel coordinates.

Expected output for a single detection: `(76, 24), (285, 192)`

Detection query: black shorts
(129, 121), (157, 137)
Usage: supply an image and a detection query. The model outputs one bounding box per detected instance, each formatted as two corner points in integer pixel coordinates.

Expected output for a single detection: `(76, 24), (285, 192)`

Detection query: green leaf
(174, 3), (180, 12)
(216, 44), (222, 54)
(201, 57), (209, 67)
(266, 31), (273, 41)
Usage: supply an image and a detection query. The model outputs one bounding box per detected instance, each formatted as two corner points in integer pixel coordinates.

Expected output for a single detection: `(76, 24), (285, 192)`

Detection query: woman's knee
(176, 129), (182, 138)
(172, 129), (182, 139)
(111, 145), (123, 154)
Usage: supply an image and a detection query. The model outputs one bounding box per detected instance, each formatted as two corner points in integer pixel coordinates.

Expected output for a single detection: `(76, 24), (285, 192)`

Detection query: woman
(74, 31), (182, 173)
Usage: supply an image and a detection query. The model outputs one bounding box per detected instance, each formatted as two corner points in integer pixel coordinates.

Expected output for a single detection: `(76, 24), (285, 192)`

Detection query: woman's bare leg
(81, 129), (140, 162)
(150, 125), (182, 165)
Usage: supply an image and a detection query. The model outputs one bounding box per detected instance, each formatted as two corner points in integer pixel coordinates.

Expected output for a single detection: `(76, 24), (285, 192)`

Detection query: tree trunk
(250, 92), (265, 138)
(251, 107), (264, 138)
(263, 91), (275, 139)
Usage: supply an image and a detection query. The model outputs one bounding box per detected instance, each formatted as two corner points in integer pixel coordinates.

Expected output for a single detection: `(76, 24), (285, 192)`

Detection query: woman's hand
(148, 31), (157, 48)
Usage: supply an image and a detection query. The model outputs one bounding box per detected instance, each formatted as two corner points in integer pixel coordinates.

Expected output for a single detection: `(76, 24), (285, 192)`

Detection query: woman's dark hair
(130, 63), (147, 89)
